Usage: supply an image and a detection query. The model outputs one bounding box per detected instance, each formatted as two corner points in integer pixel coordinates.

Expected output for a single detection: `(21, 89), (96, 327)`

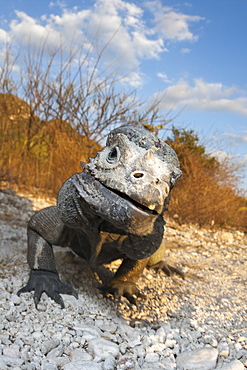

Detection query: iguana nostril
(164, 185), (169, 196)
(133, 172), (144, 178)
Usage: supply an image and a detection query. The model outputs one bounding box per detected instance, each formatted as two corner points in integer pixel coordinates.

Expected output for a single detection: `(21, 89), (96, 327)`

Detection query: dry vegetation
(166, 128), (247, 230)
(0, 93), (101, 194)
(0, 40), (246, 230)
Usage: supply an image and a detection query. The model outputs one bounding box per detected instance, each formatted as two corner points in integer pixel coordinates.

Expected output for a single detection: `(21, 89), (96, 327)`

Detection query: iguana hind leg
(147, 241), (185, 279)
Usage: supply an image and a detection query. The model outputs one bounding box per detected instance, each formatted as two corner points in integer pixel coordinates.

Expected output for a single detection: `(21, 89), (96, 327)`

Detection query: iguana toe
(18, 270), (78, 309)
(151, 260), (185, 279)
(101, 280), (146, 305)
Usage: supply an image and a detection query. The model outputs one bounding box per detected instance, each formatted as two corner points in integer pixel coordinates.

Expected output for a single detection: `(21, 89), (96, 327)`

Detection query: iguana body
(18, 124), (182, 307)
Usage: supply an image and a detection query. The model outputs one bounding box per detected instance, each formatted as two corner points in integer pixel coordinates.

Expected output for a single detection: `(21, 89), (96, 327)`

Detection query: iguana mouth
(115, 189), (158, 215)
(100, 182), (159, 216)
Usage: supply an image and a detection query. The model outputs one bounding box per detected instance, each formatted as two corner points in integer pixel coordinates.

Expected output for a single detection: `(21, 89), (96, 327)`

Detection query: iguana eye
(107, 146), (120, 163)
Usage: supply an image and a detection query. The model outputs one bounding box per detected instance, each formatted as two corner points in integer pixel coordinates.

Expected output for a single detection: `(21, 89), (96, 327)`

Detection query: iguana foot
(150, 261), (185, 279)
(100, 280), (146, 305)
(17, 270), (78, 309)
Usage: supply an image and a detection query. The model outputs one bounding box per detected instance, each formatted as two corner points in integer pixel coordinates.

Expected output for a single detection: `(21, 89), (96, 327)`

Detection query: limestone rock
(176, 347), (218, 370)
(217, 359), (244, 370)
(88, 338), (119, 360)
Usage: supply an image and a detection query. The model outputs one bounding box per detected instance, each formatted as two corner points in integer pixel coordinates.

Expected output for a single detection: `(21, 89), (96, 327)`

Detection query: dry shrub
(167, 136), (247, 230)
(0, 94), (100, 195)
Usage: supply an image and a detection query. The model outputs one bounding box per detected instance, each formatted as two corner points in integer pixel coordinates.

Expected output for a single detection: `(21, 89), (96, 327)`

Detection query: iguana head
(84, 124), (181, 227)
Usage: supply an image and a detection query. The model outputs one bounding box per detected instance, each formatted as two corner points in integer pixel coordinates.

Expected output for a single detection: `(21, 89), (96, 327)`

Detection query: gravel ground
(0, 189), (246, 370)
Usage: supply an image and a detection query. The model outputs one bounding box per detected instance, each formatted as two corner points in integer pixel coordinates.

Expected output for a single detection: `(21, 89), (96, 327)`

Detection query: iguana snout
(128, 169), (170, 214)
(121, 147), (170, 214)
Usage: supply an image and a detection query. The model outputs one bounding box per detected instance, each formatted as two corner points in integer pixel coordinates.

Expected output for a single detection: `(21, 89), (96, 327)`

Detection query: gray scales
(18, 124), (183, 308)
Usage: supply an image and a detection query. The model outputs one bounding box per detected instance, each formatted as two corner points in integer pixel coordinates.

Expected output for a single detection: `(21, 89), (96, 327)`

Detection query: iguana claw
(151, 261), (185, 279)
(17, 270), (78, 309)
(100, 280), (146, 305)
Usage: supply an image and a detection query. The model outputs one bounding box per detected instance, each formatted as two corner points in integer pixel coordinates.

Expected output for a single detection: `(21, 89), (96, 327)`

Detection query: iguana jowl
(18, 124), (182, 307)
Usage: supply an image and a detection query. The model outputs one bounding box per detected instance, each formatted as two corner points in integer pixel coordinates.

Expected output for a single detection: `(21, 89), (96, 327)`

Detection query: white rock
(117, 355), (137, 369)
(69, 341), (80, 350)
(142, 336), (153, 348)
(217, 359), (244, 370)
(176, 348), (218, 370)
(115, 322), (135, 337)
(142, 362), (169, 369)
(69, 349), (93, 361)
(119, 342), (127, 355)
(73, 324), (102, 341)
(210, 339), (218, 347)
(165, 339), (177, 349)
(63, 360), (102, 370)
(103, 355), (116, 370)
(161, 357), (177, 367)
(41, 362), (58, 370)
(50, 357), (70, 368)
(127, 337), (142, 348)
(218, 343), (229, 357)
(61, 294), (84, 308)
(234, 342), (242, 351)
(0, 357), (6, 370)
(32, 331), (44, 340)
(145, 352), (160, 363)
(41, 338), (60, 355)
(10, 294), (22, 305)
(46, 346), (64, 359)
(96, 322), (117, 334)
(23, 363), (36, 370)
(0, 355), (24, 367)
(88, 338), (119, 360)
(204, 335), (218, 347)
(148, 342), (166, 352)
(3, 344), (20, 357)
(155, 327), (167, 342)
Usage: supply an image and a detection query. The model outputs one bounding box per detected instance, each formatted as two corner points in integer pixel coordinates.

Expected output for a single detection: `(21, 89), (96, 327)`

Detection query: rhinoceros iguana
(18, 124), (182, 307)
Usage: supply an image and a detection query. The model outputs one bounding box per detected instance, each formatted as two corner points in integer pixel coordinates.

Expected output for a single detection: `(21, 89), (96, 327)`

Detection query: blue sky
(0, 0), (247, 190)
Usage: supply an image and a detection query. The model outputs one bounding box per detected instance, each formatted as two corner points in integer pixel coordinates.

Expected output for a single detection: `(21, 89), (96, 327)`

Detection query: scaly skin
(18, 124), (182, 308)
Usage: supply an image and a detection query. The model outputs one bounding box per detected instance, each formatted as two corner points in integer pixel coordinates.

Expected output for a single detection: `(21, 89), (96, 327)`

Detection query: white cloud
(157, 72), (171, 83)
(0, 28), (10, 43)
(121, 70), (144, 88)
(49, 1), (67, 10)
(155, 11), (203, 41)
(181, 47), (191, 53)
(9, 11), (62, 48)
(0, 0), (204, 87)
(81, 0), (165, 64)
(224, 132), (247, 146)
(210, 150), (233, 163)
(158, 78), (247, 116)
(146, 1), (204, 41)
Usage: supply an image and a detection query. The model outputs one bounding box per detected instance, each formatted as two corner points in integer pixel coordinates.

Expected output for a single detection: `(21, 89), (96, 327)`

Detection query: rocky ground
(0, 188), (246, 370)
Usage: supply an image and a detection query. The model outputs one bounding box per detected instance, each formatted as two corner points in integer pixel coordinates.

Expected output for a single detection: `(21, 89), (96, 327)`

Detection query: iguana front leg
(102, 258), (149, 305)
(18, 206), (78, 308)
